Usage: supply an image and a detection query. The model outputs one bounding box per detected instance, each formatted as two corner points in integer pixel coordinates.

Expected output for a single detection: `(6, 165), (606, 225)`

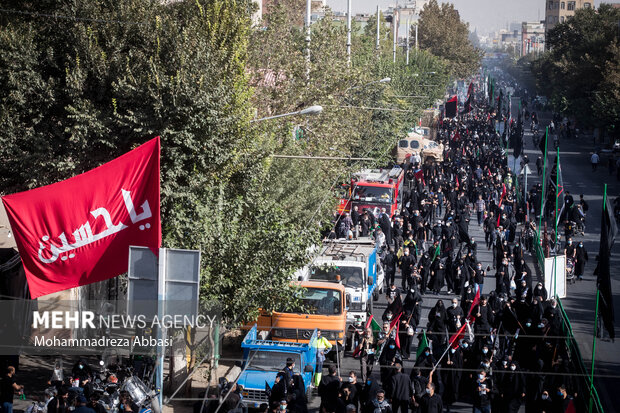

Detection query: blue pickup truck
(237, 325), (317, 409)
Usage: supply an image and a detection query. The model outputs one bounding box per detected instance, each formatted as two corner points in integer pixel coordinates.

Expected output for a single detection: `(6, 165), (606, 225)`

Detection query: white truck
(307, 239), (385, 328)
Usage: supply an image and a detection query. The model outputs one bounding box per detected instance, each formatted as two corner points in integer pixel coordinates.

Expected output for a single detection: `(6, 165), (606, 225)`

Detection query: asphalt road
(306, 120), (620, 412)
(520, 113), (620, 411)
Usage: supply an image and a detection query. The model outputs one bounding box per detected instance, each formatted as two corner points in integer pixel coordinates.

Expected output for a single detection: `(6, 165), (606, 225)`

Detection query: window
(567, 1), (575, 10)
(310, 265), (364, 288)
(561, 1), (565, 9)
(399, 140), (408, 148)
(554, 1), (559, 8)
(353, 185), (393, 205)
(584, 2), (591, 8)
(548, 16), (553, 23)
(410, 140), (420, 149)
(560, 16), (565, 22)
(548, 1), (553, 9)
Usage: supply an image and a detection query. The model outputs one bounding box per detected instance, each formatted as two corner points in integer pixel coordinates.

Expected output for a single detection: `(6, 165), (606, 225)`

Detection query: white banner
(544, 255), (566, 299)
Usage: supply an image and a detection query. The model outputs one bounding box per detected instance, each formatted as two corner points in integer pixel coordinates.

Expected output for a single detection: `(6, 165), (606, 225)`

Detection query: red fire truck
(337, 165), (405, 218)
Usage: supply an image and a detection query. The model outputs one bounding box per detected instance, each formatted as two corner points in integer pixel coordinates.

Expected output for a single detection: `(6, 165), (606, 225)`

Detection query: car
(613, 139), (620, 153)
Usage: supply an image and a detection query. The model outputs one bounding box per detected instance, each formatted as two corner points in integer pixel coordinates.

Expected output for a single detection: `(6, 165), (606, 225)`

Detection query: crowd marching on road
(252, 75), (587, 413)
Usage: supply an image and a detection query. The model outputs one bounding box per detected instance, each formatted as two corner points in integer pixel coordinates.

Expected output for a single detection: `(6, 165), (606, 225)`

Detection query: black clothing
(0, 375), (15, 403)
(389, 372), (411, 402)
(419, 393), (443, 413)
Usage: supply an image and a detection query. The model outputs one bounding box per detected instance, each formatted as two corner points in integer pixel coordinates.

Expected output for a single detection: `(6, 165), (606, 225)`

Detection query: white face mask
(541, 394), (549, 400)
(425, 388), (431, 394)
(510, 365), (516, 371)
(348, 377), (355, 383)
(482, 349), (488, 354)
(478, 374), (484, 380)
(452, 303), (458, 308)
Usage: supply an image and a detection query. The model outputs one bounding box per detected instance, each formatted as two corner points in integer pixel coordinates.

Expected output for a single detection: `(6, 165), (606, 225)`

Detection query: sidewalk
(521, 113), (620, 411)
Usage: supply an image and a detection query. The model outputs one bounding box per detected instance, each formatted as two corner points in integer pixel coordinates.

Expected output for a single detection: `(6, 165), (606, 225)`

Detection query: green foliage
(0, 0), (458, 324)
(531, 4), (620, 132)
(416, 0), (482, 79)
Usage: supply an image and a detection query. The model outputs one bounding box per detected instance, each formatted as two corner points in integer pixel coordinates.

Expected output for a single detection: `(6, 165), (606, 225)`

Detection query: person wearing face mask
(414, 343), (435, 379)
(418, 253), (431, 295)
(472, 370), (496, 413)
(474, 296), (492, 335)
(70, 360), (92, 398)
(379, 338), (401, 387)
(446, 298), (464, 334)
(428, 258), (445, 295)
(362, 389), (391, 413)
(346, 372), (362, 411)
(399, 248), (416, 290)
(574, 241), (588, 280)
(500, 362), (525, 413)
(563, 238), (576, 261)
(544, 299), (562, 337)
(536, 389), (553, 412)
(533, 282), (548, 302)
(403, 286), (423, 329)
(553, 384), (573, 413)
(419, 382), (442, 413)
(426, 301), (447, 352)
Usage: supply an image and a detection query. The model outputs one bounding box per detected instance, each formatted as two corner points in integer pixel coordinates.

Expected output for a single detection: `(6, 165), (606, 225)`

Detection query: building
(521, 21), (545, 56)
(545, 0), (594, 31)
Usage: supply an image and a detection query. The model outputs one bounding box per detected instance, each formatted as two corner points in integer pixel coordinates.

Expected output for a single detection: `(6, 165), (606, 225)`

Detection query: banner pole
(554, 145), (559, 298)
(589, 183), (606, 413)
(538, 127), (549, 240)
(590, 289), (600, 413)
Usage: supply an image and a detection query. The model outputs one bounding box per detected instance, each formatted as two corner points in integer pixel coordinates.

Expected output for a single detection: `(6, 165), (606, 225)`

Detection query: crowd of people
(270, 81), (587, 413)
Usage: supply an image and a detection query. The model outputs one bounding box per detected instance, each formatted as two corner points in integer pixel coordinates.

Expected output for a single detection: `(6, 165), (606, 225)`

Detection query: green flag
(416, 330), (429, 359)
(370, 314), (382, 337)
(431, 243), (441, 262)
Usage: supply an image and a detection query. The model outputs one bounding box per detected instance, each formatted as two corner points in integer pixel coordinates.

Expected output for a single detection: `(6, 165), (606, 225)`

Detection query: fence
(532, 231), (604, 412)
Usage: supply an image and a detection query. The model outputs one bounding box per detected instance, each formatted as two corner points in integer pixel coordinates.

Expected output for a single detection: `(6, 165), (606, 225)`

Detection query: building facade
(545, 0), (593, 31)
(522, 21), (545, 56)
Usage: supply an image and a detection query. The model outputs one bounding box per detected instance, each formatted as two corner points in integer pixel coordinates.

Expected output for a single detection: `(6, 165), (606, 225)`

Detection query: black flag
(514, 120), (523, 158)
(459, 95), (472, 115)
(596, 196), (617, 340)
(445, 96), (457, 118)
(538, 129), (547, 155)
(495, 90), (503, 121)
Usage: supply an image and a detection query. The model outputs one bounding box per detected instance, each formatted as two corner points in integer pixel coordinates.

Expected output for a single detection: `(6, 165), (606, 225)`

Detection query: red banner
(2, 137), (161, 298)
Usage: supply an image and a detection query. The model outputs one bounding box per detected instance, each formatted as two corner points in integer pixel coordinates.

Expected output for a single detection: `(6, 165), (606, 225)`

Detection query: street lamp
(412, 71), (437, 76)
(250, 105), (323, 123)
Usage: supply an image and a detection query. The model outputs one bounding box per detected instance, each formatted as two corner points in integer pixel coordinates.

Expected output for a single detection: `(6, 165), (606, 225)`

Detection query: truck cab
(254, 281), (347, 358)
(308, 239), (384, 326)
(238, 325), (317, 409)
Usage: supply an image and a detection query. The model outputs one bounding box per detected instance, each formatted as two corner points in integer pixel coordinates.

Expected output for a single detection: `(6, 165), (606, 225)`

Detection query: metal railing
(532, 231), (604, 412)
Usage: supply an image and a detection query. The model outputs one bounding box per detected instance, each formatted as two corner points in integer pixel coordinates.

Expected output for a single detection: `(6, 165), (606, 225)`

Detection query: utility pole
(305, 0), (311, 80)
(406, 18), (410, 65)
(376, 5), (380, 52)
(393, 8), (398, 63)
(415, 23), (418, 50)
(346, 0), (352, 66)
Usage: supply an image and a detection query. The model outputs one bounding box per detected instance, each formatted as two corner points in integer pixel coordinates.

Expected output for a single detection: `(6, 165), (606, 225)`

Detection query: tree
(0, 0), (312, 323)
(415, 0), (482, 79)
(531, 4), (620, 134)
(0, 0), (453, 324)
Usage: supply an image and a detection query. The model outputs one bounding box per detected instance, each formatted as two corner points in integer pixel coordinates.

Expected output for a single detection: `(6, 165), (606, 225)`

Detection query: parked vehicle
(253, 281), (348, 359)
(237, 324), (317, 409)
(337, 166), (406, 218)
(308, 239), (384, 328)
